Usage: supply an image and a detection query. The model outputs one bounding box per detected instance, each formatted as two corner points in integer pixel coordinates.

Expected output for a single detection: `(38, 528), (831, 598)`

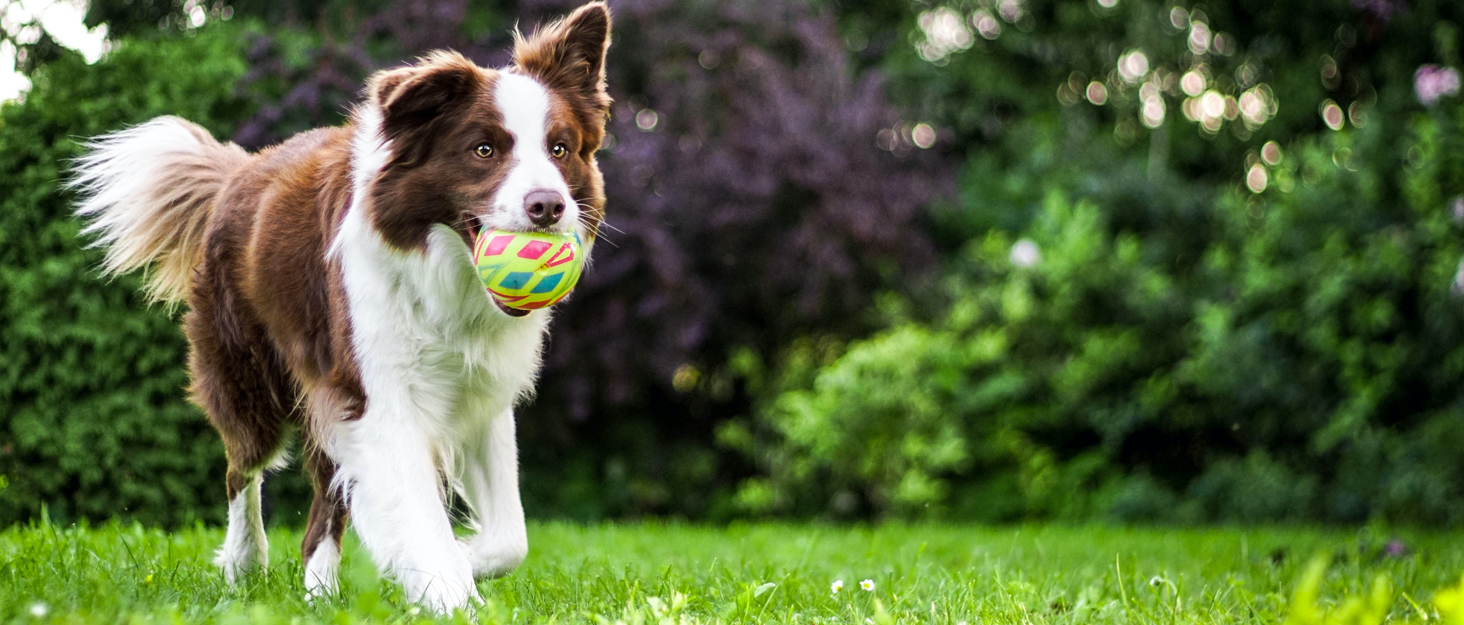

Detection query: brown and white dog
(71, 3), (610, 612)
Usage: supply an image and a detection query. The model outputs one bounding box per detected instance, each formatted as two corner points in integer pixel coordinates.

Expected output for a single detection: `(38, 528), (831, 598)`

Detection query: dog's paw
(403, 570), (480, 614)
(302, 539), (341, 602)
(303, 585), (334, 605)
(459, 535), (528, 579)
(213, 543), (267, 585)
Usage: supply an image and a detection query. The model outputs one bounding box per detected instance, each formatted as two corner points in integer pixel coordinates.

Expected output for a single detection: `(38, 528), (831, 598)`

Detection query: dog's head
(356, 2), (610, 253)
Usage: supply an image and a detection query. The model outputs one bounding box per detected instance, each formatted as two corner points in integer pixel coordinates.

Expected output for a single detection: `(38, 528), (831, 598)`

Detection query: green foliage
(731, 193), (1180, 520)
(721, 0), (1464, 524)
(0, 25), (255, 527)
(1283, 558), (1397, 625)
(4, 522), (1463, 623)
(1283, 556), (1464, 625)
(735, 98), (1464, 522)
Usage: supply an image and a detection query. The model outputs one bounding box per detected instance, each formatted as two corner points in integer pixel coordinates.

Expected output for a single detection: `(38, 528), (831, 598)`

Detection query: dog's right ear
(368, 51), (483, 138)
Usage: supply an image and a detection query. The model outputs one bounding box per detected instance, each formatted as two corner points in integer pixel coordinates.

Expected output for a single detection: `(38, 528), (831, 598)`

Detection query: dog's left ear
(513, 2), (612, 117)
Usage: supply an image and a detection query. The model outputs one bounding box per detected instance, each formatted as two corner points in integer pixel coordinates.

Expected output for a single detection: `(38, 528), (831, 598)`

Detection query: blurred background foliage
(0, 0), (1461, 526)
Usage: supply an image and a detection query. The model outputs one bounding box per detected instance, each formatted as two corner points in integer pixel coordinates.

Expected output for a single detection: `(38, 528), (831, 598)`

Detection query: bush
(0, 25), (254, 526)
(732, 99), (1464, 523)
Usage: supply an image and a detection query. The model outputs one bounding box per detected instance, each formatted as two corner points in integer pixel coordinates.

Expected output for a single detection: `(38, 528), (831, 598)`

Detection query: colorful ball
(473, 228), (585, 311)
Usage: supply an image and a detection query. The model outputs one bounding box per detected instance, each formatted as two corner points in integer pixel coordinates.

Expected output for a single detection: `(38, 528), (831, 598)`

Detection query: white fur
(487, 73), (579, 234)
(72, 118), (205, 222)
(214, 474), (267, 584)
(303, 534), (340, 601)
(70, 116), (247, 302)
(457, 408), (529, 577)
(321, 98), (552, 613)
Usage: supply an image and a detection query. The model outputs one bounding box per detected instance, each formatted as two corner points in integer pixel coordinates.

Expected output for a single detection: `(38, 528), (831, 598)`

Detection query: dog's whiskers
(576, 213), (618, 248)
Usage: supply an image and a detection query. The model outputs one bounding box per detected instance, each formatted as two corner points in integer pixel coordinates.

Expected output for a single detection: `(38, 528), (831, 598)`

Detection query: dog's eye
(551, 143), (567, 159)
(474, 143), (494, 159)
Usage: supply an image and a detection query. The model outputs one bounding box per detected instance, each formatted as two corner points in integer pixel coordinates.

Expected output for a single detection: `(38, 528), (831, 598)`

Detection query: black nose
(524, 190), (566, 227)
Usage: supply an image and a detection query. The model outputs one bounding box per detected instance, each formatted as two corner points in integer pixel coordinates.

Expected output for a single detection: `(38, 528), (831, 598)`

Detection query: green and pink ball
(472, 228), (585, 311)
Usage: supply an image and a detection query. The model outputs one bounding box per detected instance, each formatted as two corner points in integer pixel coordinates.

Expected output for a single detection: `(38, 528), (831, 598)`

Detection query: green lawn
(1, 522), (1462, 623)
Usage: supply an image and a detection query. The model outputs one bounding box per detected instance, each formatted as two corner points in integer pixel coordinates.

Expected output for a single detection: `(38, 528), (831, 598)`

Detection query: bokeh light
(1320, 100), (1345, 131)
(1118, 50), (1149, 84)
(911, 123), (937, 149)
(1188, 21), (1211, 55)
(998, 0), (1023, 23)
(916, 7), (974, 63)
(971, 10), (1001, 40)
(1238, 85), (1277, 130)
(1246, 164), (1268, 193)
(1010, 239), (1041, 267)
(635, 108), (660, 132)
(1261, 141), (1282, 165)
(1169, 6), (1188, 29)
(1140, 82), (1166, 128)
(1181, 69), (1207, 97)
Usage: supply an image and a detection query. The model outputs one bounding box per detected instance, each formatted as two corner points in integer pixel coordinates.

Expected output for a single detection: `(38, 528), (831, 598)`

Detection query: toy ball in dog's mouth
(473, 228), (584, 314)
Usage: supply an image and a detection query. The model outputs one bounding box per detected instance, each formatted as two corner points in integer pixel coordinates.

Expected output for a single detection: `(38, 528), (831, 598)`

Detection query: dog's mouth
(460, 214), (486, 251)
(492, 298), (531, 317)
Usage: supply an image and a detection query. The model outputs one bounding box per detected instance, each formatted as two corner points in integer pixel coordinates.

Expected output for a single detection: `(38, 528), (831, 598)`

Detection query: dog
(70, 2), (610, 612)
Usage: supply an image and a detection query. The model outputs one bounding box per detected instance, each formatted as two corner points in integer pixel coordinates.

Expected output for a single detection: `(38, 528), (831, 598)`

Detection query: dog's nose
(524, 189), (566, 227)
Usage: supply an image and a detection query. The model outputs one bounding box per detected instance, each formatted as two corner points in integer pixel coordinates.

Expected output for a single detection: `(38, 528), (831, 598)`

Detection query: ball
(473, 228), (585, 311)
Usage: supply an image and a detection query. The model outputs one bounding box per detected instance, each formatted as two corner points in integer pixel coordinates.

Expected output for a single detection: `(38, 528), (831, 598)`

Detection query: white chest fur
(332, 203), (549, 448)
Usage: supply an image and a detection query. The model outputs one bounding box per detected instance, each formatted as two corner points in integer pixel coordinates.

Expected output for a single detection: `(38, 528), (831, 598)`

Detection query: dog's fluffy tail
(71, 116), (249, 303)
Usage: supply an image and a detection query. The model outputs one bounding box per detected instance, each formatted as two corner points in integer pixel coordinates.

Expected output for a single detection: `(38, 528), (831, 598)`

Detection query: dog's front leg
(335, 409), (478, 613)
(458, 408), (529, 578)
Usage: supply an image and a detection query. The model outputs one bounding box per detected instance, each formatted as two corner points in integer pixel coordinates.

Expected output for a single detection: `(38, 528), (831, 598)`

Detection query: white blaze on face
(492, 73), (577, 233)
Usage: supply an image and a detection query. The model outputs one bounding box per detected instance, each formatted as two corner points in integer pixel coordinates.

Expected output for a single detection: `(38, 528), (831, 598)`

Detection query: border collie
(71, 2), (610, 611)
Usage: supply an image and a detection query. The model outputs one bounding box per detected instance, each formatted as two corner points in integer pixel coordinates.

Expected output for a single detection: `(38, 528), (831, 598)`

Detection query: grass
(1, 521), (1463, 623)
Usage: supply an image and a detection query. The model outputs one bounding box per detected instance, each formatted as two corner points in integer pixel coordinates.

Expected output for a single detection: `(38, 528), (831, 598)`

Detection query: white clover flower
(860, 579), (875, 592)
(831, 579), (844, 594)
(29, 602), (48, 618)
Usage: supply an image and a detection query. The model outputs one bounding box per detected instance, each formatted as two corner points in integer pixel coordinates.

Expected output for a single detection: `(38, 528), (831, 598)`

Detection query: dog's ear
(512, 2), (612, 117)
(368, 51), (483, 136)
